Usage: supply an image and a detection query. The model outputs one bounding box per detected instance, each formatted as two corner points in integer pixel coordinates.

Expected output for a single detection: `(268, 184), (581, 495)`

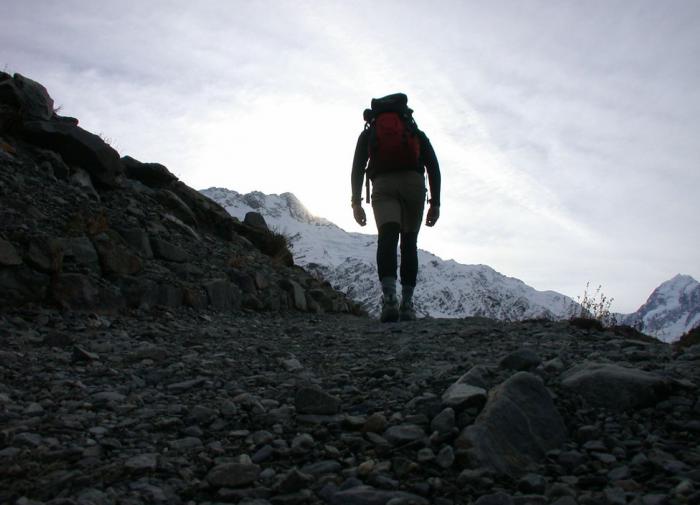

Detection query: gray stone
(518, 473), (547, 494)
(436, 445), (455, 468)
(151, 237), (189, 262)
(205, 279), (241, 311)
(116, 227), (153, 258)
(560, 363), (671, 411)
(92, 231), (142, 275)
(92, 391), (126, 404)
(70, 167), (100, 200)
(430, 407), (455, 435)
(207, 462), (260, 488)
(60, 236), (100, 271)
(456, 372), (566, 476)
(157, 283), (184, 308)
(291, 433), (315, 453)
(156, 189), (197, 226)
(125, 453), (158, 471)
(0, 238), (22, 266)
(280, 278), (307, 311)
(330, 485), (429, 505)
(24, 120), (123, 187)
(295, 386), (340, 415)
(499, 349), (542, 371)
(301, 459), (342, 476)
(168, 437), (203, 451)
(383, 424), (425, 445)
(26, 236), (64, 272)
(274, 468), (314, 494)
(118, 276), (159, 308)
(456, 365), (494, 389)
(441, 382), (487, 410)
(364, 413), (389, 433)
(13, 432), (43, 447)
(474, 493), (514, 505)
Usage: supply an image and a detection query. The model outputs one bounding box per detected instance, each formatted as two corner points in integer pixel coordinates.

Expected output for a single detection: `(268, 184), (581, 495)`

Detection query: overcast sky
(3, 0), (699, 312)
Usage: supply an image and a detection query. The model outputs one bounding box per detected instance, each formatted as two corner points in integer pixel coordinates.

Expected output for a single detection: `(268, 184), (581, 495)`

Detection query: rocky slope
(1, 308), (699, 504)
(0, 72), (357, 316)
(620, 275), (700, 343)
(201, 188), (574, 321)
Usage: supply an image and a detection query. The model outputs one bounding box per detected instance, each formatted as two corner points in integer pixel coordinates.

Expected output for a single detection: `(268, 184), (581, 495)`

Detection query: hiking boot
(399, 300), (417, 321)
(380, 294), (399, 323)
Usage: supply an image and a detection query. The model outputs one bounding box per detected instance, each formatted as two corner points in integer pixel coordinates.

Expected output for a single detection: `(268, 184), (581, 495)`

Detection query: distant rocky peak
(644, 274), (699, 307)
(204, 188), (330, 227)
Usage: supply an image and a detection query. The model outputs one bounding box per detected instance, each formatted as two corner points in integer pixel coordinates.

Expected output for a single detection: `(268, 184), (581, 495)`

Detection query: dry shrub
(568, 282), (616, 327)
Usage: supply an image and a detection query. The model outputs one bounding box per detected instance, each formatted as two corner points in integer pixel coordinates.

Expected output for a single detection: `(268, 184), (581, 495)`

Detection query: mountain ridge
(203, 187), (700, 342)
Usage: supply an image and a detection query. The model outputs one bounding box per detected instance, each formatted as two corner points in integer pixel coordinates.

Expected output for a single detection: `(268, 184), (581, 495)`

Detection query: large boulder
(456, 371), (566, 476)
(92, 231), (143, 275)
(244, 211), (269, 230)
(23, 120), (123, 187)
(560, 362), (671, 411)
(0, 73), (54, 121)
(280, 278), (307, 311)
(121, 156), (178, 188)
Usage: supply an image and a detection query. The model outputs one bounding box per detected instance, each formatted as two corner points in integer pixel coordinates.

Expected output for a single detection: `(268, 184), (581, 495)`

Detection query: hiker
(351, 93), (441, 322)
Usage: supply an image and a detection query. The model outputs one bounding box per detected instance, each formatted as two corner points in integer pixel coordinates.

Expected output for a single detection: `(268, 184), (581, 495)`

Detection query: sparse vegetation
(569, 282), (617, 327)
(674, 325), (700, 352)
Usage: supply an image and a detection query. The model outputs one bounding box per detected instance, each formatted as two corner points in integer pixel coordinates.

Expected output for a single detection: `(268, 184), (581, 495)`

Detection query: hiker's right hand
(426, 205), (440, 227)
(352, 204), (367, 226)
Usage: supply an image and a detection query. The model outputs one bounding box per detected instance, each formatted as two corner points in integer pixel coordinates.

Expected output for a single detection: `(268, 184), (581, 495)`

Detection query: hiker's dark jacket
(351, 128), (441, 206)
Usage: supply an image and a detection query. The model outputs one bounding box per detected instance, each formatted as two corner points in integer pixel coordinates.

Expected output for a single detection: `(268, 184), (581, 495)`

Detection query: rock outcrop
(0, 71), (359, 316)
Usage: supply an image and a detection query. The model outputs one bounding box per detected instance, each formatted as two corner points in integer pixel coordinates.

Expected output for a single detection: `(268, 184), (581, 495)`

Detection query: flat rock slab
(457, 371), (566, 476)
(383, 424), (426, 445)
(560, 363), (671, 411)
(295, 386), (340, 415)
(206, 462), (260, 488)
(330, 485), (429, 505)
(499, 348), (542, 371)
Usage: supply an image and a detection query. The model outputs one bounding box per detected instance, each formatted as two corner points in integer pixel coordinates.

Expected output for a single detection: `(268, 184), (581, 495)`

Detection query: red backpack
(365, 94), (421, 172)
(369, 111), (420, 171)
(362, 93), (422, 202)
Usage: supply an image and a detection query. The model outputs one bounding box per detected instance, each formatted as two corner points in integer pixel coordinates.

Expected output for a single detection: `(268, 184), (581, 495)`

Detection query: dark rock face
(121, 155), (178, 188)
(0, 73), (54, 121)
(23, 120), (123, 188)
(456, 372), (567, 476)
(244, 211), (269, 230)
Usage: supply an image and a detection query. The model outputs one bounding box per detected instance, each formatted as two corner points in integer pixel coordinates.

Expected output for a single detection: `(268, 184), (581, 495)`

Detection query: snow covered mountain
(619, 274), (700, 343)
(201, 188), (574, 321)
(201, 188), (700, 341)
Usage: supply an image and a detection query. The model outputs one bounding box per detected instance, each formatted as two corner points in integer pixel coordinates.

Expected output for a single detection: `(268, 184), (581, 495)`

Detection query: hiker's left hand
(353, 204), (367, 226)
(426, 205), (440, 227)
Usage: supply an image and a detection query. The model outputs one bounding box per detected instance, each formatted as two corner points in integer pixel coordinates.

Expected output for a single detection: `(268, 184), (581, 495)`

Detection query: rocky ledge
(1, 310), (698, 505)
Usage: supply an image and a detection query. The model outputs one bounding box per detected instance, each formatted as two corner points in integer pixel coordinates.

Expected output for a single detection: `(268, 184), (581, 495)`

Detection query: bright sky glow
(2, 0), (699, 312)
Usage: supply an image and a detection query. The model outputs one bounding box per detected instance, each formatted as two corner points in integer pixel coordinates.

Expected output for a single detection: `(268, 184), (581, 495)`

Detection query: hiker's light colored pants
(371, 171), (426, 233)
